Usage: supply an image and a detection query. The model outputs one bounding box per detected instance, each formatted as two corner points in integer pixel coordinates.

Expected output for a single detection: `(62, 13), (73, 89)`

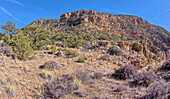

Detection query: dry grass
(0, 46), (162, 98)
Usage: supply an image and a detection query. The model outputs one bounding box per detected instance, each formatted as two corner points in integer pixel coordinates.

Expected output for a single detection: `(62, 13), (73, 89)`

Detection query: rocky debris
(39, 61), (59, 70)
(112, 64), (137, 80)
(131, 55), (147, 69)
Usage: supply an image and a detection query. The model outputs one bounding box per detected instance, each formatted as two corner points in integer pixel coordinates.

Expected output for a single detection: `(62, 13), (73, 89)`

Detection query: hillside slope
(26, 10), (170, 49)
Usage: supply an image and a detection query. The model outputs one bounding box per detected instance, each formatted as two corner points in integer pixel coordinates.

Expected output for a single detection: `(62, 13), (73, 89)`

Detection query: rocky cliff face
(59, 10), (150, 28)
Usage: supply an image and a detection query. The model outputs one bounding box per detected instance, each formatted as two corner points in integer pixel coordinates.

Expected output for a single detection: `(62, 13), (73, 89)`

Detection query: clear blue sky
(0, 0), (170, 32)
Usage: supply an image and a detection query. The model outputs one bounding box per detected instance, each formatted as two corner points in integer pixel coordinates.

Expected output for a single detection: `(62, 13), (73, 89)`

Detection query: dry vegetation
(0, 46), (169, 99)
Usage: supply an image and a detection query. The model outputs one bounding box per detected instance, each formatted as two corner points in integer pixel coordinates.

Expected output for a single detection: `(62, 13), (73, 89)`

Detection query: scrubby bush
(112, 64), (138, 80)
(160, 60), (170, 71)
(50, 45), (57, 54)
(74, 71), (91, 84)
(133, 71), (158, 87)
(108, 46), (123, 55)
(139, 80), (170, 99)
(77, 57), (85, 63)
(40, 61), (59, 70)
(132, 42), (142, 52)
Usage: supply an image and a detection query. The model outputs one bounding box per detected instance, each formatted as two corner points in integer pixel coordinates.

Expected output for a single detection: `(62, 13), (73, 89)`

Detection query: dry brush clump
(42, 74), (75, 98)
(112, 64), (138, 80)
(74, 71), (92, 84)
(133, 71), (158, 87)
(0, 46), (12, 56)
(42, 72), (92, 98)
(107, 46), (123, 56)
(139, 80), (170, 99)
(92, 72), (103, 79)
(40, 61), (59, 70)
(160, 60), (170, 71)
(158, 60), (170, 82)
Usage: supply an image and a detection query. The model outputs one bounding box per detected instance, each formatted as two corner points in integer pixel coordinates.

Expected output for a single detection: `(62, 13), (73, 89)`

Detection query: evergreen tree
(1, 21), (19, 35)
(12, 32), (33, 60)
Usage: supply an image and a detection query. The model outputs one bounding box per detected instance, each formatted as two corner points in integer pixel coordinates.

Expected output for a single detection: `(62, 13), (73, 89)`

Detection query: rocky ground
(0, 45), (169, 99)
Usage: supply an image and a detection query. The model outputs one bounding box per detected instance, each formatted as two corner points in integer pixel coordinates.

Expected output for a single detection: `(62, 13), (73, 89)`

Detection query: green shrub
(113, 67), (118, 71)
(77, 57), (85, 63)
(148, 53), (153, 59)
(132, 42), (142, 52)
(50, 45), (57, 54)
